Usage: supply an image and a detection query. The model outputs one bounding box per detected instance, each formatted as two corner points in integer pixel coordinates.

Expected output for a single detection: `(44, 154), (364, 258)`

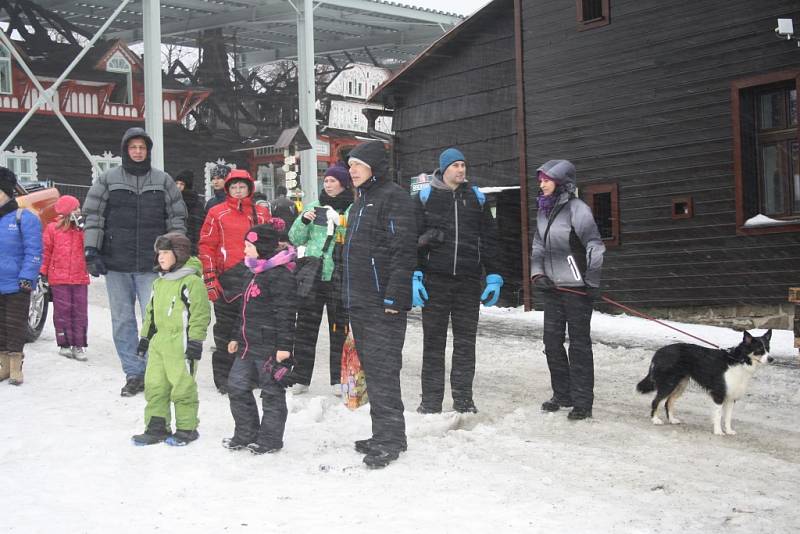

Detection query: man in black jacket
(413, 148), (502, 414)
(343, 140), (416, 469)
(83, 127), (186, 397)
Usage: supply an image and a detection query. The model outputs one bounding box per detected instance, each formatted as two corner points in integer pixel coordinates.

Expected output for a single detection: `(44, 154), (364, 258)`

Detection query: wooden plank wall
(390, 0), (518, 186)
(521, 0), (800, 307)
(0, 113), (244, 193)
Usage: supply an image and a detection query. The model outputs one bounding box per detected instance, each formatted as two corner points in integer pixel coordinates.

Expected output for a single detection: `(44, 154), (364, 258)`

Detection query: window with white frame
(107, 52), (133, 105)
(91, 151), (121, 179)
(2, 147), (38, 181)
(0, 44), (12, 94)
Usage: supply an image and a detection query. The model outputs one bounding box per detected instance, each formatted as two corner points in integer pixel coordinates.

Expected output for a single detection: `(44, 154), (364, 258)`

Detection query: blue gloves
(480, 274), (503, 306)
(411, 270), (428, 308)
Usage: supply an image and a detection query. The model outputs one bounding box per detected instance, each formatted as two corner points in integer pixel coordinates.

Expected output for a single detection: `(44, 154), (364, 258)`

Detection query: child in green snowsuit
(132, 232), (211, 446)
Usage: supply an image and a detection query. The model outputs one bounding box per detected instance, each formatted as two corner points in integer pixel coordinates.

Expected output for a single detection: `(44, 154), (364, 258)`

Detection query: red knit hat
(54, 195), (80, 216)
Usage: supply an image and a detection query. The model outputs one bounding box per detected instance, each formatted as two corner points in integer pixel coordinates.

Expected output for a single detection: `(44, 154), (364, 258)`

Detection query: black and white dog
(636, 330), (773, 435)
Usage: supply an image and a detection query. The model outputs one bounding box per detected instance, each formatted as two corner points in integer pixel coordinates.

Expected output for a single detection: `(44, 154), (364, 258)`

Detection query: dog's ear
(742, 331), (753, 344)
(764, 329), (772, 341)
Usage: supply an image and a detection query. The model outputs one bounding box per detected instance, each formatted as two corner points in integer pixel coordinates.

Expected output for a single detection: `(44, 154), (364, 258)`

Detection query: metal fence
(52, 182), (92, 205)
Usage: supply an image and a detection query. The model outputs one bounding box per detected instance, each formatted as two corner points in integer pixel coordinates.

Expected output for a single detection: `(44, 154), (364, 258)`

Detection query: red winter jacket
(199, 196), (271, 279)
(40, 221), (90, 285)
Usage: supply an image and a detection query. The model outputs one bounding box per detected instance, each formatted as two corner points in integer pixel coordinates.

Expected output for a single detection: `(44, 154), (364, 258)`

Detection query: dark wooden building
(373, 0), (800, 326)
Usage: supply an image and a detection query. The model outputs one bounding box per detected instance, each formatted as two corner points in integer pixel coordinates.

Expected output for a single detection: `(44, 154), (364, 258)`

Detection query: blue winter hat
(439, 148), (466, 174)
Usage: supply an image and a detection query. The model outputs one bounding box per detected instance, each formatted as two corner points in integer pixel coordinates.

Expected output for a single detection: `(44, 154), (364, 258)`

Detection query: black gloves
(418, 228), (445, 250)
(185, 340), (203, 361)
(584, 286), (603, 302)
(264, 356), (296, 388)
(84, 247), (107, 277)
(18, 279), (33, 293)
(532, 275), (555, 291)
(136, 338), (150, 359)
(39, 275), (49, 292)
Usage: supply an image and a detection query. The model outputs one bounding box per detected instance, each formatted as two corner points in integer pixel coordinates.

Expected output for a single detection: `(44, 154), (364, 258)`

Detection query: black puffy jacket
(343, 176), (416, 311)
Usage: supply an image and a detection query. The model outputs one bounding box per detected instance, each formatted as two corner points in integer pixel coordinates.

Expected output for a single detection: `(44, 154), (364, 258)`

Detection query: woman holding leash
(530, 160), (605, 420)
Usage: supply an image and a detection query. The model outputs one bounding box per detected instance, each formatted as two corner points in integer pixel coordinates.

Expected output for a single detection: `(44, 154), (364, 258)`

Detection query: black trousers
(292, 280), (346, 386)
(349, 305), (407, 452)
(421, 273), (481, 408)
(227, 355), (287, 448)
(0, 291), (31, 352)
(541, 289), (594, 410)
(212, 298), (240, 390)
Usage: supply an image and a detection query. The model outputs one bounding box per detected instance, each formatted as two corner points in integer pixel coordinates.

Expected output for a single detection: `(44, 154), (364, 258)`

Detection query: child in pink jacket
(40, 195), (90, 360)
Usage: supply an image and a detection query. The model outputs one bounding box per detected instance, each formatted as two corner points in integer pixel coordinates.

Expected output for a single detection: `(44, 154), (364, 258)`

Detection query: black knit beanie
(0, 166), (17, 197)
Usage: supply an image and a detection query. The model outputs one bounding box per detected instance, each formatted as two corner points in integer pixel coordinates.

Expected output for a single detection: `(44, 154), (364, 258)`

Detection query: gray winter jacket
(530, 160), (604, 288)
(83, 129), (186, 272)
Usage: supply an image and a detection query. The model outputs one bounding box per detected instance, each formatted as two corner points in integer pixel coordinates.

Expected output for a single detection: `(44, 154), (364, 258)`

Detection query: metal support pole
(297, 0), (318, 199)
(143, 0), (164, 169)
(0, 0), (131, 158)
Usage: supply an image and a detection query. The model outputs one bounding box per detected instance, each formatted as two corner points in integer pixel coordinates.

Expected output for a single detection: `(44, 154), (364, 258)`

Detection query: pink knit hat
(54, 195), (80, 216)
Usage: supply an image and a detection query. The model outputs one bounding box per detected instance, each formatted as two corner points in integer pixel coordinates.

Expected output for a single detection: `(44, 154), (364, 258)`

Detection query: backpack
(418, 183), (485, 207)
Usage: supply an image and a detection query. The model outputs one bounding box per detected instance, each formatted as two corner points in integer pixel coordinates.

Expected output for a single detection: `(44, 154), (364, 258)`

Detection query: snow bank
(1, 282), (798, 533)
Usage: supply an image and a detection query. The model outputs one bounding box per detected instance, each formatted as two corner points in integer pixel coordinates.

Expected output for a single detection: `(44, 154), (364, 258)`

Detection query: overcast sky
(398, 0), (491, 16)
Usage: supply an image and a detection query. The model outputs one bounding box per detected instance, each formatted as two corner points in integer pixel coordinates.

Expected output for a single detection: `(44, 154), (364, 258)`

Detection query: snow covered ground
(3, 279), (799, 533)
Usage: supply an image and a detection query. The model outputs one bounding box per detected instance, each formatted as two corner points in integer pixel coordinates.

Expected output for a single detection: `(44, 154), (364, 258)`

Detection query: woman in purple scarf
(530, 160), (605, 421)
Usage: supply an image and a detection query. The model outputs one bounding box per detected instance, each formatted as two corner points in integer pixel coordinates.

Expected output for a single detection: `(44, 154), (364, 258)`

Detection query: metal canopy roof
(20, 0), (463, 68)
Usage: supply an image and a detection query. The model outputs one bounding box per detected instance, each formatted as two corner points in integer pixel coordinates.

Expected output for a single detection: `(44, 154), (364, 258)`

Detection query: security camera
(775, 18), (794, 39)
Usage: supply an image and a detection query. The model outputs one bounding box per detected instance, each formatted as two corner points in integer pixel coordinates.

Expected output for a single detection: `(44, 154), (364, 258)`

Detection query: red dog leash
(555, 286), (722, 350)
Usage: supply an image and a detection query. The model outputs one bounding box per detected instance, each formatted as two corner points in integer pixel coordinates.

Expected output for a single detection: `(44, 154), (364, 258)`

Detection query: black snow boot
(247, 442), (282, 455)
(222, 436), (249, 451)
(416, 402), (441, 415)
(132, 416), (171, 446)
(363, 444), (401, 469)
(567, 407), (592, 421)
(453, 398), (478, 414)
(165, 429), (199, 446)
(121, 376), (144, 397)
(354, 438), (408, 455)
(541, 398), (572, 412)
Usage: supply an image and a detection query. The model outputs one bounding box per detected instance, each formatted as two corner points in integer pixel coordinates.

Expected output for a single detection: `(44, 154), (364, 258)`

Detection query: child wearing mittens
(132, 232), (211, 446)
(223, 222), (297, 454)
(40, 195), (90, 360)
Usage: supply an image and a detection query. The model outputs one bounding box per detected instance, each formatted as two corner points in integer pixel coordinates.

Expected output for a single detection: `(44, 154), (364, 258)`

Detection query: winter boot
(541, 398), (572, 412)
(221, 436), (249, 451)
(71, 347), (88, 362)
(58, 347), (74, 359)
(416, 402), (441, 414)
(8, 352), (23, 386)
(363, 444), (401, 469)
(354, 438), (407, 455)
(0, 351), (9, 382)
(567, 407), (592, 421)
(246, 442), (282, 455)
(121, 376), (144, 397)
(131, 416), (172, 446)
(165, 429), (199, 447)
(453, 398), (478, 414)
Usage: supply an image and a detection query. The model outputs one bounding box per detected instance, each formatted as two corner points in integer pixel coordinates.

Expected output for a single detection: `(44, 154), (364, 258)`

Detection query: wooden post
(788, 288), (800, 353)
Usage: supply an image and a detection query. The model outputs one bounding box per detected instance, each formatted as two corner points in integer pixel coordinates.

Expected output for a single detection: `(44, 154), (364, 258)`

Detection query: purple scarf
(245, 246), (297, 274)
(537, 193), (558, 218)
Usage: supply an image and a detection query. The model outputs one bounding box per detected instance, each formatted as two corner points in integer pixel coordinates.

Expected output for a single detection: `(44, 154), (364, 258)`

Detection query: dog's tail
(636, 363), (655, 394)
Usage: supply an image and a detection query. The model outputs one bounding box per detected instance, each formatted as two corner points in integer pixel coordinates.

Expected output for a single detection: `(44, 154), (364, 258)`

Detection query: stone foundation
(606, 303), (794, 331)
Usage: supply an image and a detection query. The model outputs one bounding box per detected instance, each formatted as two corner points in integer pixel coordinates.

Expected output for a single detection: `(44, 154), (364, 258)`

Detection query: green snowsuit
(140, 257), (211, 431)
(288, 200), (351, 281)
